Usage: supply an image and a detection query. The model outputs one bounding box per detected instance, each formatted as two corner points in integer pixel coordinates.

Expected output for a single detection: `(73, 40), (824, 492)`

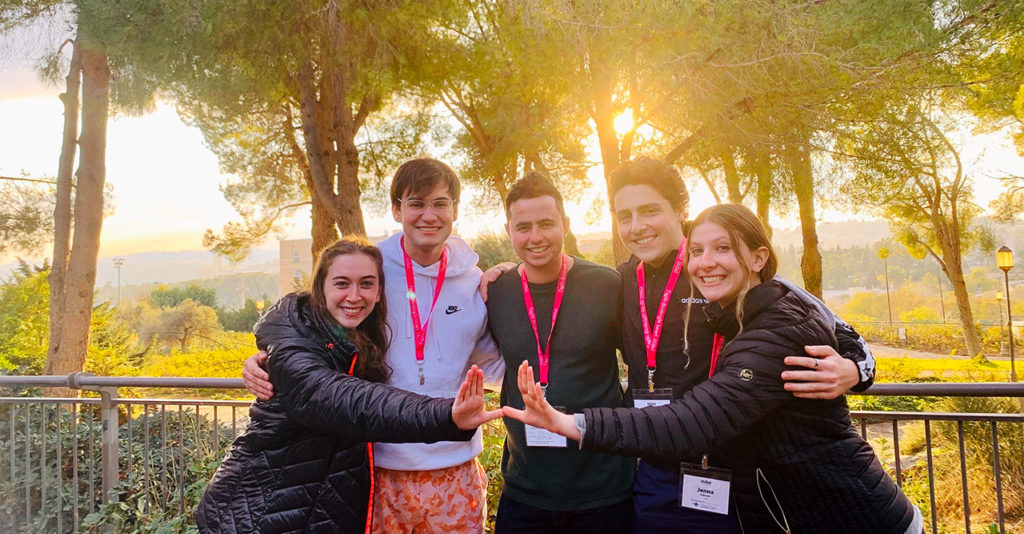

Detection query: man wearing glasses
(244, 158), (504, 533)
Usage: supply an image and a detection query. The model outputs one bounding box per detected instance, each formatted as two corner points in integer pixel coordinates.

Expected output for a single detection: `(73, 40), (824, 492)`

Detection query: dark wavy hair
(610, 157), (689, 216)
(308, 237), (391, 383)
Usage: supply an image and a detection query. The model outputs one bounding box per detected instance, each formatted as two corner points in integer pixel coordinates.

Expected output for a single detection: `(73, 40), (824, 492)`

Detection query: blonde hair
(681, 204), (776, 356)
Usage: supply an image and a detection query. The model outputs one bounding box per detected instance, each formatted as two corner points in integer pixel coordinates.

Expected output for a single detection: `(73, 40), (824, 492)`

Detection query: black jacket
(584, 280), (915, 534)
(195, 294), (473, 534)
(618, 253), (875, 471)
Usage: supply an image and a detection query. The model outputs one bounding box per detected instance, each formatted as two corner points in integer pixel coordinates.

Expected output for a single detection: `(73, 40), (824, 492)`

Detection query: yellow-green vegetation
(851, 355), (1024, 533)
(873, 354), (1016, 383)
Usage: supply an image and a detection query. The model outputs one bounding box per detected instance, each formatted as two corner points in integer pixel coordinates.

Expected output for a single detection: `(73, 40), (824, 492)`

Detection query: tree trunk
(934, 214), (984, 358)
(44, 40), (109, 391)
(749, 147), (773, 239)
(787, 144), (822, 298)
(47, 38), (82, 367)
(334, 134), (367, 236)
(590, 71), (629, 264)
(941, 251), (983, 358)
(310, 195), (339, 263)
(720, 149), (743, 203)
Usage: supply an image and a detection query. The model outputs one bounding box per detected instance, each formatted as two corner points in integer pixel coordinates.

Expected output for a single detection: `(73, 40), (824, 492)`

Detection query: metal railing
(0, 374), (1021, 533)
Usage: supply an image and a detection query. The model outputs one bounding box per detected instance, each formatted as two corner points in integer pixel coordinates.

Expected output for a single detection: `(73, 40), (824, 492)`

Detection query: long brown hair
(309, 237), (390, 383)
(682, 204), (777, 353)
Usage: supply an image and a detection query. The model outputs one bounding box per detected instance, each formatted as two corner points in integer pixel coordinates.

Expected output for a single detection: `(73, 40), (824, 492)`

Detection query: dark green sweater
(487, 258), (634, 511)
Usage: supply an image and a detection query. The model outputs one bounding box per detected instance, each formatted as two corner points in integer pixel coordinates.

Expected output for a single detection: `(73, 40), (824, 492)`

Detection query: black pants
(494, 494), (632, 534)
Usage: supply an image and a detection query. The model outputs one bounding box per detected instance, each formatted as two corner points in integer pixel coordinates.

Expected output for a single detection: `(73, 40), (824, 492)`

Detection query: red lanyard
(636, 242), (687, 390)
(520, 254), (569, 394)
(402, 238), (448, 385)
(708, 333), (725, 378)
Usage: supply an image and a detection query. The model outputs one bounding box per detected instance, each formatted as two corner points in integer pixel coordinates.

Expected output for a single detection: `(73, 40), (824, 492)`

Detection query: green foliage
(470, 233), (518, 271)
(0, 263), (135, 375)
(0, 177), (55, 257)
(150, 284), (218, 309)
(216, 298), (263, 333)
(0, 261), (50, 373)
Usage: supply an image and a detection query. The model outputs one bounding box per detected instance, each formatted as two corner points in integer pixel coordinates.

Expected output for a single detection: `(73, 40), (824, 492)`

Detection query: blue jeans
(632, 460), (741, 534)
(494, 494), (632, 534)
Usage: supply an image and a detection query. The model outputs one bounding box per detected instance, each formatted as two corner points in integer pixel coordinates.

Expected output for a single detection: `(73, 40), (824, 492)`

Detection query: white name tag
(525, 424), (568, 447)
(679, 464), (732, 515)
(633, 388), (673, 408)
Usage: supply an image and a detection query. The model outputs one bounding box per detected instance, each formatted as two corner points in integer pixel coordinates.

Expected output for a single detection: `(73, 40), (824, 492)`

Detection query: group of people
(195, 157), (924, 534)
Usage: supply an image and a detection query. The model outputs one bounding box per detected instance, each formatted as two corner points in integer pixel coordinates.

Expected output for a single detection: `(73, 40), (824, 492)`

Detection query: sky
(3, 28), (1024, 267)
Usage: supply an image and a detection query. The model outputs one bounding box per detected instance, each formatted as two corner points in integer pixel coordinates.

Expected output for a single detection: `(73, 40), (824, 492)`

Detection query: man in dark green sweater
(486, 173), (634, 533)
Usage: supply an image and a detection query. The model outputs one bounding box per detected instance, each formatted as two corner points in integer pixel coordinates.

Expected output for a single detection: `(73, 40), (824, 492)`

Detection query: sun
(613, 109), (635, 136)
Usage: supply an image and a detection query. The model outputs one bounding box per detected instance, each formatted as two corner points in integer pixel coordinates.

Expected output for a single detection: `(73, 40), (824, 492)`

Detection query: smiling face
(613, 184), (687, 265)
(686, 221), (769, 307)
(322, 252), (382, 329)
(506, 195), (568, 279)
(392, 182), (458, 264)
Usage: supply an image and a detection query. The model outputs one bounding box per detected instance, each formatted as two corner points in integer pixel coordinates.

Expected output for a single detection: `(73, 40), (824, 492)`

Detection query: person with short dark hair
(487, 172), (634, 533)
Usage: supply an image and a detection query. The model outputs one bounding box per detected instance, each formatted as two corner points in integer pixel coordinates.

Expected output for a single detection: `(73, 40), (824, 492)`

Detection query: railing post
(69, 373), (120, 508)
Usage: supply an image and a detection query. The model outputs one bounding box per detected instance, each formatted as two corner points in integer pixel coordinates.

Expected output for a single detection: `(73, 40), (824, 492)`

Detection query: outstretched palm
(501, 361), (580, 440)
(452, 365), (503, 430)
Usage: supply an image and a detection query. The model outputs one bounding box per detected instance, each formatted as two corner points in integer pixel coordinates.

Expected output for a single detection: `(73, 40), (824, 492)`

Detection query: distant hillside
(770, 220), (892, 249)
(572, 220), (895, 253)
(0, 248), (278, 288)
(95, 271), (279, 309)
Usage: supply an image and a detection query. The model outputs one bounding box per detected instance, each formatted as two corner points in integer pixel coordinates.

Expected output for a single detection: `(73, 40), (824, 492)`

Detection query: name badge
(525, 405), (568, 448)
(678, 463), (732, 515)
(633, 388), (673, 408)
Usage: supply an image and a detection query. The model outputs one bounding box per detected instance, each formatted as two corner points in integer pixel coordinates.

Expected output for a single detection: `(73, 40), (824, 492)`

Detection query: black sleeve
(834, 318), (875, 392)
(582, 337), (795, 459)
(268, 345), (474, 444)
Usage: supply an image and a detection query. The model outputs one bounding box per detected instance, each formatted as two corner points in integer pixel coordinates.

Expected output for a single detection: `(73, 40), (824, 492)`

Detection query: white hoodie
(373, 232), (504, 471)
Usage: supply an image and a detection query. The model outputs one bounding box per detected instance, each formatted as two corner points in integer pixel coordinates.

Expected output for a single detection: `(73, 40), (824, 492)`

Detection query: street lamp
(878, 247), (893, 329)
(997, 292), (1008, 357)
(113, 258), (125, 307)
(997, 246), (1018, 382)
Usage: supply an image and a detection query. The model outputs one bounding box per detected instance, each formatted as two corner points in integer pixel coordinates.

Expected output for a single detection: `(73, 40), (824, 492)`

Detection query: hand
(781, 345), (859, 399)
(501, 361), (580, 440)
(242, 350), (274, 401)
(479, 262), (516, 302)
(452, 365), (504, 430)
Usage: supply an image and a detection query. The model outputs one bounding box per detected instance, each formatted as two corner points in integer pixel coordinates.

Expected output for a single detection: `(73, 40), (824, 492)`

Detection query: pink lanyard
(402, 238), (448, 385)
(636, 242), (687, 390)
(708, 333), (725, 378)
(520, 254), (569, 395)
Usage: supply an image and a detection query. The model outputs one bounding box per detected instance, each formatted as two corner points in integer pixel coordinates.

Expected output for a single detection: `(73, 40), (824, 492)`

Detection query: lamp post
(997, 246), (1018, 382)
(937, 261), (946, 322)
(113, 258), (125, 307)
(997, 292), (1008, 357)
(878, 247), (893, 328)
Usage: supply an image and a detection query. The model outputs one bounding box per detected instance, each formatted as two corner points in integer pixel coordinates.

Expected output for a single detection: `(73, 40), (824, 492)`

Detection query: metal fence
(0, 374), (1021, 533)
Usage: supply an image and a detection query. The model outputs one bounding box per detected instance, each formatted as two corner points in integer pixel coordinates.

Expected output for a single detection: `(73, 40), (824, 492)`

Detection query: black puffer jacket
(582, 280), (915, 534)
(195, 294), (473, 534)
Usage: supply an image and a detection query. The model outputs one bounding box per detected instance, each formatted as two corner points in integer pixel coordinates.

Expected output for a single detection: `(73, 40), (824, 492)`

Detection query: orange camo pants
(371, 458), (487, 534)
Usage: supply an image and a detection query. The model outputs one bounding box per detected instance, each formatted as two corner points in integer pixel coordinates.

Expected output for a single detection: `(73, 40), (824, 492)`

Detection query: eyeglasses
(401, 198), (455, 214)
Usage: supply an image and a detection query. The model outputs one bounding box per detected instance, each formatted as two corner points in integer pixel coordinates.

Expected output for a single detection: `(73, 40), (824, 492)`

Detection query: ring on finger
(813, 359), (819, 369)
